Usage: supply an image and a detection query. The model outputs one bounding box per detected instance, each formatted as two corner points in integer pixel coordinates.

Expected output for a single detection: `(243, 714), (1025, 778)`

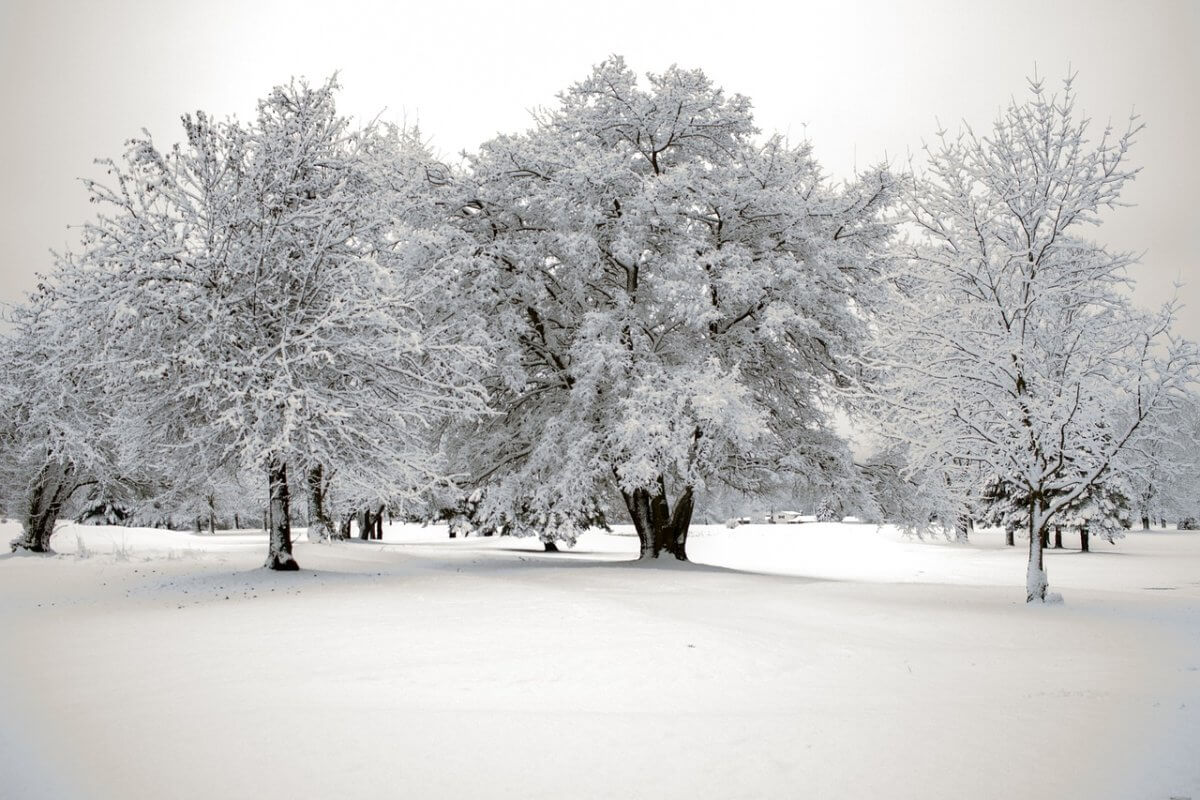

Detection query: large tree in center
(446, 57), (895, 559)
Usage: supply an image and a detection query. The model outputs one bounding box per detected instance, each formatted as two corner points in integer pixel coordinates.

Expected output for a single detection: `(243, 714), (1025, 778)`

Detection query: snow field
(1, 520), (1197, 799)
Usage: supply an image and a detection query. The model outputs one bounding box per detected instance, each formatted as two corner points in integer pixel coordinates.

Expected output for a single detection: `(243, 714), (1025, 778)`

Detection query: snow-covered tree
(1122, 391), (1200, 527)
(1, 289), (122, 552)
(439, 57), (895, 559)
(45, 77), (487, 568)
(864, 73), (1198, 601)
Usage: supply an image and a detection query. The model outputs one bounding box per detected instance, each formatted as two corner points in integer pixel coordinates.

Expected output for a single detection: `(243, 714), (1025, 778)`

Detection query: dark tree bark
(621, 477), (694, 560)
(1005, 524), (1015, 547)
(1039, 528), (1050, 551)
(264, 459), (299, 571)
(1080, 528), (1090, 552)
(543, 540), (559, 552)
(207, 493), (217, 534)
(11, 460), (77, 554)
(358, 509), (370, 541)
(234, 512), (241, 530)
(305, 465), (334, 543)
(1053, 527), (1063, 549)
(373, 505), (384, 540)
(1141, 515), (1150, 531)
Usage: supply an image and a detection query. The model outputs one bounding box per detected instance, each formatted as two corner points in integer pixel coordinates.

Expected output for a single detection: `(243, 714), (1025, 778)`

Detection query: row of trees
(2, 60), (1196, 601)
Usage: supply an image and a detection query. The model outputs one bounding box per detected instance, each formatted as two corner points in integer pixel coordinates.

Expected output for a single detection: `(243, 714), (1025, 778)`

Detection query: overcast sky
(2, 0), (1197, 335)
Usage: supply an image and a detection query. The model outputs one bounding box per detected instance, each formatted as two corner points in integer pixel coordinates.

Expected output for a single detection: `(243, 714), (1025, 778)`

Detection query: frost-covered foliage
(0, 286), (130, 552)
(1122, 391), (1200, 527)
(1059, 479), (1132, 544)
(443, 57), (895, 559)
(34, 77), (488, 567)
(864, 74), (1199, 601)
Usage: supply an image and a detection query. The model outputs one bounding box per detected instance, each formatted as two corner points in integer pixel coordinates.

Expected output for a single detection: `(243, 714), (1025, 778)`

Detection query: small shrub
(1179, 517), (1198, 531)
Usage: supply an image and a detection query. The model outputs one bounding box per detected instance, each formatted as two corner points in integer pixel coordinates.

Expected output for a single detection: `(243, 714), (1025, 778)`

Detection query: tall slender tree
(865, 74), (1198, 601)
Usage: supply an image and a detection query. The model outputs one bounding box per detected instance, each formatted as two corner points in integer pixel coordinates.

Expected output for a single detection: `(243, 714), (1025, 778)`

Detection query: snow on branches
(863, 73), (1199, 601)
(443, 57), (896, 559)
(27, 77), (488, 567)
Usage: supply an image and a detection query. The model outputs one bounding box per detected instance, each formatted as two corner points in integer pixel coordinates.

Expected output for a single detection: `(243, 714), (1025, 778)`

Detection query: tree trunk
(1141, 515), (1150, 531)
(1026, 500), (1049, 603)
(954, 514), (971, 543)
(358, 509), (370, 541)
(264, 459), (299, 571)
(621, 478), (694, 560)
(1053, 527), (1063, 549)
(1080, 528), (1090, 552)
(11, 460), (75, 554)
(543, 540), (559, 552)
(193, 517), (201, 535)
(373, 505), (384, 540)
(305, 465), (333, 543)
(1005, 523), (1015, 547)
(335, 515), (351, 540)
(234, 512), (241, 530)
(207, 493), (217, 534)
(1039, 528), (1049, 551)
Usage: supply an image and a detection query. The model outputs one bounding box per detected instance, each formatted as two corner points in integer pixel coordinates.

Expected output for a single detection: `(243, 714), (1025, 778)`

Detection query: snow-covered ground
(1, 520), (1197, 800)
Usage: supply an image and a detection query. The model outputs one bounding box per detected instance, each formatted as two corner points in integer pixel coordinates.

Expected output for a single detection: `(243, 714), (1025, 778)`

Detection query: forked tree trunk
(305, 465), (334, 543)
(265, 459), (298, 571)
(622, 478), (694, 561)
(11, 460), (76, 554)
(1080, 528), (1090, 552)
(1026, 500), (1049, 603)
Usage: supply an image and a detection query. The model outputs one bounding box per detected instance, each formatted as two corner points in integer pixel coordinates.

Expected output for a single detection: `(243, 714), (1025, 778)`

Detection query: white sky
(2, 0), (1197, 335)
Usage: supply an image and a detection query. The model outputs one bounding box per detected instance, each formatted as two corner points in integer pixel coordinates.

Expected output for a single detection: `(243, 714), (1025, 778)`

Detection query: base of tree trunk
(1080, 530), (1090, 552)
(264, 552), (300, 571)
(1053, 528), (1063, 549)
(543, 540), (559, 553)
(9, 536), (53, 554)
